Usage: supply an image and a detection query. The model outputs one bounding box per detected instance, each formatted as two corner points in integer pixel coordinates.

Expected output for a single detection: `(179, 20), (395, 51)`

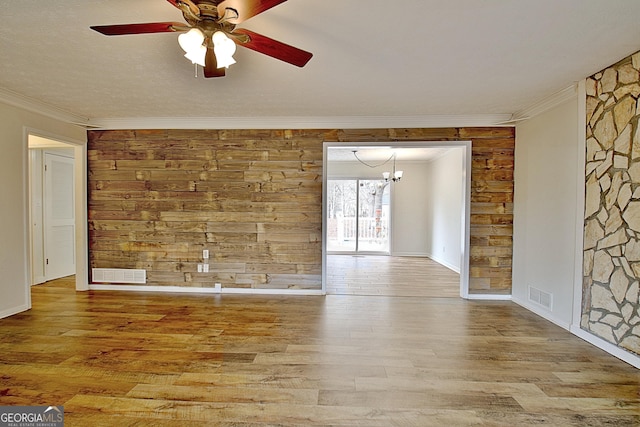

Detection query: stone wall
(87, 127), (514, 293)
(583, 51), (640, 355)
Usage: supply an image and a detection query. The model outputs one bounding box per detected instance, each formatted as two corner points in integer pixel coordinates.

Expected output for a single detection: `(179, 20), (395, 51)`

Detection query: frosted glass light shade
(184, 44), (207, 67)
(178, 28), (205, 53)
(212, 31), (237, 68)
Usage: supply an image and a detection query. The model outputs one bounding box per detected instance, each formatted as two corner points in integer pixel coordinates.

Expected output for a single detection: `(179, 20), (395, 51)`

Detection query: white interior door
(45, 153), (75, 280)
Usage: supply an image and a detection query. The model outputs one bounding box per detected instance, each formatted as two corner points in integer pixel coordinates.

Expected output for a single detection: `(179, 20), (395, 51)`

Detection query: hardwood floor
(327, 255), (460, 297)
(0, 276), (638, 426)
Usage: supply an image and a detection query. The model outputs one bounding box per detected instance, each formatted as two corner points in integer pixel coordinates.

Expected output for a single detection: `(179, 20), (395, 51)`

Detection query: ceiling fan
(90, 0), (313, 78)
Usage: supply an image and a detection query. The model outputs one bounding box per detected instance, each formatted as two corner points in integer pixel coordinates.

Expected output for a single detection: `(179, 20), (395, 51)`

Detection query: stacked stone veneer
(583, 51), (640, 355)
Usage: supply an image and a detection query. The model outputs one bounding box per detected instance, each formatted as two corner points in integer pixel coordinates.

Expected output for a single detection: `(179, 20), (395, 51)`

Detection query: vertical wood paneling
(88, 127), (514, 293)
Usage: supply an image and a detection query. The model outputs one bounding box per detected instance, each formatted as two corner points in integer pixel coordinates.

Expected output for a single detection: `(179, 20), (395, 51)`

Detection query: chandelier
(352, 151), (403, 182)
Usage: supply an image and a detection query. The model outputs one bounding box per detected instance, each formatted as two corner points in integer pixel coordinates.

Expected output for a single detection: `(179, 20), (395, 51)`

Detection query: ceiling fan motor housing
(181, 0), (236, 36)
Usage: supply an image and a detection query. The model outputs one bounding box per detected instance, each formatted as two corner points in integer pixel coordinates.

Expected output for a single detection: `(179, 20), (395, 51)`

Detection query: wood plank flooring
(0, 276), (638, 426)
(327, 255), (460, 297)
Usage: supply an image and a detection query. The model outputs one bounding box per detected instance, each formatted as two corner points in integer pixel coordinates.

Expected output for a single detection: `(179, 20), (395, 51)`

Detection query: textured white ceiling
(1, 0), (639, 127)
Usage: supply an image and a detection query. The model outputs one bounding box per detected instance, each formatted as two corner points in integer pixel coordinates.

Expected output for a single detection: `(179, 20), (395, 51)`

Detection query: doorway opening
(29, 146), (75, 284)
(322, 141), (472, 298)
(26, 131), (88, 292)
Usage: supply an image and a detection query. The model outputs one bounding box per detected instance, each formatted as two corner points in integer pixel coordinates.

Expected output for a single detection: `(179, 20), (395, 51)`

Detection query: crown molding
(0, 82), (583, 130)
(511, 84), (578, 122)
(0, 87), (89, 125)
(87, 114), (514, 130)
(0, 87), (515, 130)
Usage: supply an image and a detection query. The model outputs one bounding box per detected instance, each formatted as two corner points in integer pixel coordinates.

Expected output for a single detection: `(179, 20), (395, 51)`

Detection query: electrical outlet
(203, 249), (209, 259)
(203, 263), (209, 272)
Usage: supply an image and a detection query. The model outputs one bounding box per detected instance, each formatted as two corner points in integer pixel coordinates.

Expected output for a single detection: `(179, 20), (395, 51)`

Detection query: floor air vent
(92, 268), (146, 284)
(528, 286), (552, 310)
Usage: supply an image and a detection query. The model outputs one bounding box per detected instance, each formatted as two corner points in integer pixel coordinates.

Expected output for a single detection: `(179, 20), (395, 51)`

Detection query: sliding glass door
(326, 179), (390, 253)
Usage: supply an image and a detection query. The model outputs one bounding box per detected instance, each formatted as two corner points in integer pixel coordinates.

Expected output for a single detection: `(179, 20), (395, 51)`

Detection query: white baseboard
(89, 283), (324, 296)
(0, 303), (30, 319)
(513, 296), (639, 368)
(31, 275), (46, 286)
(570, 325), (640, 369)
(392, 252), (431, 257)
(426, 253), (461, 274)
(465, 294), (512, 301)
(394, 252), (461, 274)
(511, 296), (571, 330)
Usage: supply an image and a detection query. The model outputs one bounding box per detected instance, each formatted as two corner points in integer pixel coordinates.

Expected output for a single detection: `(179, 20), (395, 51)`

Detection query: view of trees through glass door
(327, 179), (390, 253)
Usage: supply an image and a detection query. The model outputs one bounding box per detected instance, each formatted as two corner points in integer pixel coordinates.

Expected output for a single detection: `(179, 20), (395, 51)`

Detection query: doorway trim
(322, 141), (472, 298)
(25, 128), (88, 292)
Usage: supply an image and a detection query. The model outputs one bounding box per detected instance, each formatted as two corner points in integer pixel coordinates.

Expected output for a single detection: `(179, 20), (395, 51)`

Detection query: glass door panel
(327, 180), (357, 252)
(358, 180), (390, 253)
(327, 179), (390, 253)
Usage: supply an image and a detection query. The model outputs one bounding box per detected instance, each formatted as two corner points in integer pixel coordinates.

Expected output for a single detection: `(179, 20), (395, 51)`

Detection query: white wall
(424, 148), (464, 272)
(390, 162), (431, 256)
(0, 101), (85, 319)
(512, 96), (579, 329)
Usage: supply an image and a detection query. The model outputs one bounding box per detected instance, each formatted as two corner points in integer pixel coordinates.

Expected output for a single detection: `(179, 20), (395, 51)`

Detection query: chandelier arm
(352, 151), (394, 169)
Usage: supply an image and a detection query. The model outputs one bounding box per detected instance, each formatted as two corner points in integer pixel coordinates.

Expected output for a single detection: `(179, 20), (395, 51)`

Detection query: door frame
(322, 141), (472, 298)
(26, 129), (88, 291)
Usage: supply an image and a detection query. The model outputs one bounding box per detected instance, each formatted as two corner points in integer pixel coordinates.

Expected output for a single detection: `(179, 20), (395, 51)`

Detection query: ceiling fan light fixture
(178, 28), (205, 53)
(212, 31), (237, 68)
(184, 44), (207, 66)
(91, 0), (313, 78)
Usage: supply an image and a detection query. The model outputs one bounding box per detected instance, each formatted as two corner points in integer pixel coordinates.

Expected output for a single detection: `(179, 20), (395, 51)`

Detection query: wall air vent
(92, 268), (146, 284)
(528, 285), (553, 310)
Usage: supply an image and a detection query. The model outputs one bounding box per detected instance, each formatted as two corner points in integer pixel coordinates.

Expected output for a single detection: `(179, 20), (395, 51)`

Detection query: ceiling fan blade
(204, 47), (226, 78)
(233, 28), (312, 67)
(217, 0), (287, 24)
(90, 22), (186, 36)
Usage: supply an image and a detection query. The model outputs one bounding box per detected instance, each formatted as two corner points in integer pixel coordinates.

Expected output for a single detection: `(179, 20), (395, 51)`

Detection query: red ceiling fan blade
(204, 47), (226, 78)
(233, 28), (312, 67)
(90, 22), (185, 36)
(217, 0), (287, 24)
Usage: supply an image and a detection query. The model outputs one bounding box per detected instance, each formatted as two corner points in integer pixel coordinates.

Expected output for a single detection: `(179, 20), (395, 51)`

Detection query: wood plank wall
(87, 127), (514, 294)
